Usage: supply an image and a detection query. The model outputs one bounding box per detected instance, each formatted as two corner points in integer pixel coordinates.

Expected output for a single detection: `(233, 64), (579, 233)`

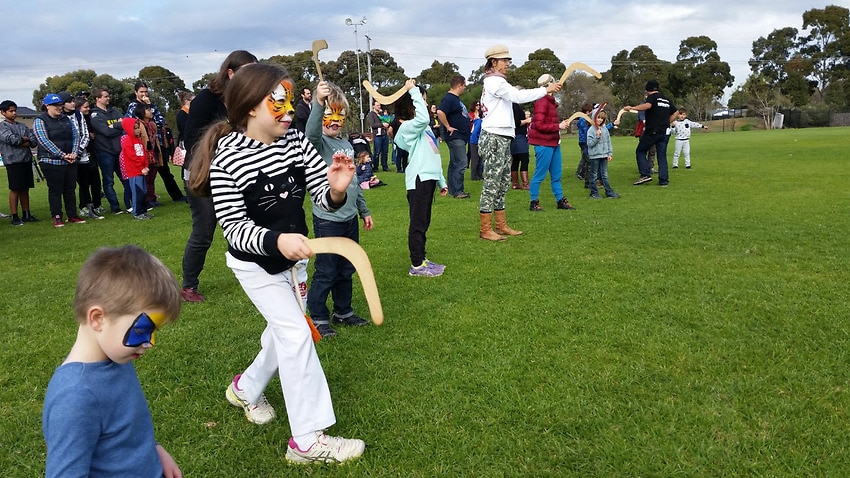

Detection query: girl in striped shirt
(187, 63), (364, 465)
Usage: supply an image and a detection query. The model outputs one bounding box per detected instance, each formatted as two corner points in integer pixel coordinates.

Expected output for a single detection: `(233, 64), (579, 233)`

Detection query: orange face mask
(322, 103), (347, 128)
(266, 79), (295, 122)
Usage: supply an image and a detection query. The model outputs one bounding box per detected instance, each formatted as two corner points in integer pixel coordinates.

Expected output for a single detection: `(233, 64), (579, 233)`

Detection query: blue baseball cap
(43, 93), (63, 106)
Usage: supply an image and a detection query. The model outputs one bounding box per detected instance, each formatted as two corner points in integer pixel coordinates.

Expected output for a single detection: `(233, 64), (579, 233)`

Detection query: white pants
(226, 253), (335, 436)
(672, 139), (691, 167)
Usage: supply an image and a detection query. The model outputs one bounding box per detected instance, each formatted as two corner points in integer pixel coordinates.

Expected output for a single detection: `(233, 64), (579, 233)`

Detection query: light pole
(364, 34), (373, 108)
(345, 16), (367, 131)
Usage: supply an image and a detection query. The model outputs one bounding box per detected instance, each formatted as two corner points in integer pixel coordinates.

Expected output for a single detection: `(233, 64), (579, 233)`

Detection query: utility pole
(345, 16), (367, 131)
(365, 34), (373, 108)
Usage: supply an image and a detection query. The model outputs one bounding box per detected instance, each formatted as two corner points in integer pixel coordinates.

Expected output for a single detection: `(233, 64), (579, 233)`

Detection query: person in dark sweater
(179, 50), (257, 303)
(623, 80), (678, 186)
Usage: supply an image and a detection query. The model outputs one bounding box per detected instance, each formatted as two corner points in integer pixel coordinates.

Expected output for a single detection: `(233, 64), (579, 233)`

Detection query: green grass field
(1, 127), (849, 476)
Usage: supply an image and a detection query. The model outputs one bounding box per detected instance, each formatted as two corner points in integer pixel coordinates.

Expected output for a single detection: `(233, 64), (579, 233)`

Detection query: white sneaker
(285, 431), (365, 464)
(225, 374), (276, 424)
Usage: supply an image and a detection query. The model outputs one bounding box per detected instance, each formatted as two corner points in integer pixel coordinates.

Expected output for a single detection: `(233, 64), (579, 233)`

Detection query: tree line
(32, 5), (847, 132)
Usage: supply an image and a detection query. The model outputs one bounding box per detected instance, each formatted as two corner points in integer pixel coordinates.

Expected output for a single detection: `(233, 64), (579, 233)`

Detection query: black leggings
(511, 153), (529, 172)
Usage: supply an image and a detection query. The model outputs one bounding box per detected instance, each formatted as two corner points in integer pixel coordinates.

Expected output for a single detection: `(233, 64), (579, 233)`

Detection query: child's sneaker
(285, 431), (365, 464)
(225, 374), (276, 424)
(67, 216), (86, 224)
(409, 260), (445, 277)
(606, 192), (621, 199)
(316, 323), (338, 338)
(53, 215), (64, 228)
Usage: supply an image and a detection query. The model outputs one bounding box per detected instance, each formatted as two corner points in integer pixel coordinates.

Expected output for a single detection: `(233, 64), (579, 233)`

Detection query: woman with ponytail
(180, 50), (258, 303)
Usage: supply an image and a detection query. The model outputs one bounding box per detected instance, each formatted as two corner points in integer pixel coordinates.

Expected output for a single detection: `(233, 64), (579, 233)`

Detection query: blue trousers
(530, 145), (564, 202)
(306, 215), (359, 324)
(373, 134), (389, 171)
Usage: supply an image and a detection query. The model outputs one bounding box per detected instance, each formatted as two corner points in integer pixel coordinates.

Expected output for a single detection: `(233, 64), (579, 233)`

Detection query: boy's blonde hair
(73, 245), (182, 324)
(324, 81), (349, 112)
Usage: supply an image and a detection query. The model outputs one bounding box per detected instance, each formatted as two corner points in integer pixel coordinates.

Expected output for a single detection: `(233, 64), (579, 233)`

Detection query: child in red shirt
(119, 118), (151, 219)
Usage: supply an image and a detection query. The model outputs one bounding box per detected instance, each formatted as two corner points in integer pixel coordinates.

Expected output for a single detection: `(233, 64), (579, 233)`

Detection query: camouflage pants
(478, 131), (512, 213)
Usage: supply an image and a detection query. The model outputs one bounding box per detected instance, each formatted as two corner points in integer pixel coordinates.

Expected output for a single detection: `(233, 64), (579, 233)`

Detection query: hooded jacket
(119, 118), (148, 180)
(0, 120), (35, 165)
(395, 87), (447, 191)
(527, 94), (560, 147)
(585, 105), (612, 160)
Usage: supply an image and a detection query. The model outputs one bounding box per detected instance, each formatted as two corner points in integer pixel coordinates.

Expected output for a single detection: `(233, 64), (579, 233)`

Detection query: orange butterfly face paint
(322, 103), (347, 128)
(266, 80), (295, 122)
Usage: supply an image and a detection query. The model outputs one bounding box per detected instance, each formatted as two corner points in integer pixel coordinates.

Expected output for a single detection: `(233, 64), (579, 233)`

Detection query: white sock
(292, 431), (319, 450)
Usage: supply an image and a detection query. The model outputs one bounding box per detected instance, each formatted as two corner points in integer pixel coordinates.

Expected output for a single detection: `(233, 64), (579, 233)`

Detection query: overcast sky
(2, 1), (845, 109)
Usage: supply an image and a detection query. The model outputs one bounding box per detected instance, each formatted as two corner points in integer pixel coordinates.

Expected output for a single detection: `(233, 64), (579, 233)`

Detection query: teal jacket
(395, 88), (447, 191)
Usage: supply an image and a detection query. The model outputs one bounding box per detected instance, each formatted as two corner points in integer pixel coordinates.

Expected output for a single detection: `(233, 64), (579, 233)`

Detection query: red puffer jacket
(527, 94), (561, 147)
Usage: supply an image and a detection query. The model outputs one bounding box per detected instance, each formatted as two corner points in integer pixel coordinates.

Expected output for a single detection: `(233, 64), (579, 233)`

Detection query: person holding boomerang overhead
(478, 44), (561, 241)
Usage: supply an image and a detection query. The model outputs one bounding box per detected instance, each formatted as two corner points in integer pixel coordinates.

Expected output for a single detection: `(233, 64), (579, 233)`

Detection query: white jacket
(671, 118), (704, 140)
(480, 74), (546, 137)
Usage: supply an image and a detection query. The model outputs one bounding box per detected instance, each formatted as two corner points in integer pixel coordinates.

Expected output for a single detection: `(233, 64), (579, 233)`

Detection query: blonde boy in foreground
(42, 245), (183, 478)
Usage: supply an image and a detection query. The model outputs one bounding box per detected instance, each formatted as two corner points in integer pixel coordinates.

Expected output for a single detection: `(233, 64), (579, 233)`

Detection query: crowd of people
(23, 44), (709, 476)
(0, 84), (188, 227)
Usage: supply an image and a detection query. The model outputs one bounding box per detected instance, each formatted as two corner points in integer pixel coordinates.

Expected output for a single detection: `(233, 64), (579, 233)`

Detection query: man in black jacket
(88, 88), (128, 214)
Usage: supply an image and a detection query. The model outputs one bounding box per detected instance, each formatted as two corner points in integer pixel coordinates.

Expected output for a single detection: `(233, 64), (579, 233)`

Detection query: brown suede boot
(510, 171), (520, 189)
(479, 213), (506, 241)
(520, 171), (530, 190)
(494, 209), (522, 236)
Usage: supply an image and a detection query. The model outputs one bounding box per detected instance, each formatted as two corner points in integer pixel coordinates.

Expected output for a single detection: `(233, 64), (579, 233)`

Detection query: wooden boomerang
(565, 112), (593, 125)
(363, 80), (407, 105)
(616, 108), (638, 123)
(304, 237), (384, 325)
(312, 39), (328, 81)
(558, 62), (602, 85)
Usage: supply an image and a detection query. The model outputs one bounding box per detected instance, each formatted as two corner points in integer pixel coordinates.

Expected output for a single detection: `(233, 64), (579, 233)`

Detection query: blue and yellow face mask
(122, 312), (166, 347)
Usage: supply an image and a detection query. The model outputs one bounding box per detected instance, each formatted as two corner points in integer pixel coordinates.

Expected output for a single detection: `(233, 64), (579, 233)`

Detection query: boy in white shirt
(671, 108), (707, 169)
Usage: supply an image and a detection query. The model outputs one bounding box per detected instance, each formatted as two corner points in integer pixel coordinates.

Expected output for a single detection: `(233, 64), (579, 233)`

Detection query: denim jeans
(182, 181), (217, 289)
(95, 150), (129, 211)
(373, 134), (389, 171)
(588, 158), (615, 196)
(306, 215), (359, 323)
(128, 175), (147, 215)
(636, 133), (670, 182)
(446, 138), (468, 196)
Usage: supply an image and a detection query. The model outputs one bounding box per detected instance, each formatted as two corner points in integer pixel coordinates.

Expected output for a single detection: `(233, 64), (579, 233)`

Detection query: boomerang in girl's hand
(304, 237), (384, 325)
(362, 80), (409, 105)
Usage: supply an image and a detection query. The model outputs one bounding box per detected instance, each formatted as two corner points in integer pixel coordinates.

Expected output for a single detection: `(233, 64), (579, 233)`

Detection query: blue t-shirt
(437, 92), (470, 142)
(43, 360), (161, 478)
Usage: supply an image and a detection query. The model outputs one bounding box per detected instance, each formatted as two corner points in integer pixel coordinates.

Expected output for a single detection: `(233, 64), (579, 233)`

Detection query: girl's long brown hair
(187, 63), (291, 197)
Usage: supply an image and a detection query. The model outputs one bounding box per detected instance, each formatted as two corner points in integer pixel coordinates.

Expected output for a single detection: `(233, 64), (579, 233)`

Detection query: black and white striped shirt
(210, 129), (342, 274)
